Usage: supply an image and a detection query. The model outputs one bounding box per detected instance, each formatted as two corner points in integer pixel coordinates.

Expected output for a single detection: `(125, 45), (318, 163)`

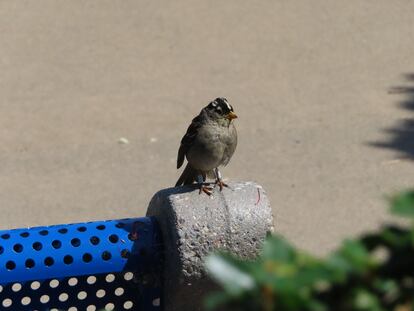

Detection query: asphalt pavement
(1, 1), (414, 254)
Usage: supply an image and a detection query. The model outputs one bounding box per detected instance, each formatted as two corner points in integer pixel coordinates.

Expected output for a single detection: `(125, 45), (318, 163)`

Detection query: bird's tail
(175, 164), (199, 187)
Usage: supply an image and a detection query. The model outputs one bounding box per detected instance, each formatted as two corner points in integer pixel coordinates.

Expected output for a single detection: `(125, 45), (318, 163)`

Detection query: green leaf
(262, 235), (296, 262)
(390, 191), (414, 218)
(335, 239), (374, 273)
(295, 264), (335, 287)
(307, 299), (328, 311)
(352, 288), (385, 311)
(204, 291), (232, 311)
(381, 225), (410, 248)
(326, 253), (352, 281)
(373, 278), (398, 295)
(205, 254), (256, 296)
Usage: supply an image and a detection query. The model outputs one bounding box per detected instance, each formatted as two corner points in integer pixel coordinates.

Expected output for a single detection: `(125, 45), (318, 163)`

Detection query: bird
(175, 97), (238, 195)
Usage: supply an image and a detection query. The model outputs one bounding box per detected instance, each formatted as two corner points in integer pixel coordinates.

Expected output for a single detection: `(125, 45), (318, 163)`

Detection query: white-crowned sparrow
(175, 97), (238, 195)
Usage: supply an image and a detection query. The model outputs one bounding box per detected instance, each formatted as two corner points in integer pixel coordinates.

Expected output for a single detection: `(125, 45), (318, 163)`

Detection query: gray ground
(1, 1), (414, 255)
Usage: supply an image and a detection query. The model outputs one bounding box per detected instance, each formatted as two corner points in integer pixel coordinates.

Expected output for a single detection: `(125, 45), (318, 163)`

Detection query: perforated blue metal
(0, 217), (162, 310)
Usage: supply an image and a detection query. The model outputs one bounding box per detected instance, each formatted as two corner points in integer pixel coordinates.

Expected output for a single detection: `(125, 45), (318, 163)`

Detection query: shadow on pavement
(369, 73), (414, 160)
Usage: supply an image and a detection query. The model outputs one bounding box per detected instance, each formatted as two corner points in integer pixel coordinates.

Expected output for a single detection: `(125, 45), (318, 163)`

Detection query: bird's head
(204, 97), (237, 124)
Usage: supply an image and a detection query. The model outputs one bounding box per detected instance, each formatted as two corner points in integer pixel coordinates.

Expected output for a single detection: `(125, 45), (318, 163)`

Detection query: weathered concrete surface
(2, 1), (414, 255)
(146, 181), (273, 311)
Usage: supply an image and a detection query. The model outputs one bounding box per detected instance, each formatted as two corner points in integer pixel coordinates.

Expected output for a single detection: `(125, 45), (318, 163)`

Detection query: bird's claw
(215, 180), (229, 191)
(199, 184), (213, 195)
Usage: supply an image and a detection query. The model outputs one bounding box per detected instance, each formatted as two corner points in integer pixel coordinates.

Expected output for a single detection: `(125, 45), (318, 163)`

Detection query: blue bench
(0, 217), (162, 311)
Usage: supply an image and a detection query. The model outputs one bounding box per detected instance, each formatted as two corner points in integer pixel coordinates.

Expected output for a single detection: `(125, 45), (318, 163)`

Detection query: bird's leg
(197, 174), (212, 195)
(214, 168), (228, 191)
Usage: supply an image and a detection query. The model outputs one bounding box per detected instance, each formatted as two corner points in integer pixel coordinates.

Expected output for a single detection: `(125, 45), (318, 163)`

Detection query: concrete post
(146, 181), (274, 311)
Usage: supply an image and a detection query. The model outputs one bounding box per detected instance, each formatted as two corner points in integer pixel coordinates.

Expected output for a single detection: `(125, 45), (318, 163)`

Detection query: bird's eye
(216, 106), (222, 113)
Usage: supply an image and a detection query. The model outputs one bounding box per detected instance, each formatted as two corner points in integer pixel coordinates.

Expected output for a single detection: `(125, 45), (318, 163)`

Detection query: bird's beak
(226, 111), (238, 120)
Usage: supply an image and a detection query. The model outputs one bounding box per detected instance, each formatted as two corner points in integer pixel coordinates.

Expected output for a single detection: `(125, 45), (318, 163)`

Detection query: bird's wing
(177, 115), (202, 169)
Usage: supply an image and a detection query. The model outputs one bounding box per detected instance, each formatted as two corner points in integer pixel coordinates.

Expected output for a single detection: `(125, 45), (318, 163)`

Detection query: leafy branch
(206, 190), (414, 311)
